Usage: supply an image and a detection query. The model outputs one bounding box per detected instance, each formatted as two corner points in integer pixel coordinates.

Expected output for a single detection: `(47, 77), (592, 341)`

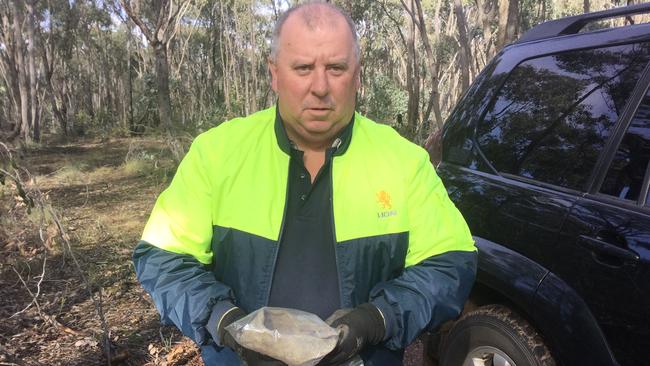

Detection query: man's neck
(287, 133), (334, 182)
(284, 128), (343, 183)
(284, 127), (342, 154)
(302, 150), (327, 183)
(276, 110), (355, 180)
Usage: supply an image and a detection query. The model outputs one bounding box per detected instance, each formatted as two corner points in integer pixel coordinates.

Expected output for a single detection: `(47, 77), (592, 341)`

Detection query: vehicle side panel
(534, 272), (617, 366)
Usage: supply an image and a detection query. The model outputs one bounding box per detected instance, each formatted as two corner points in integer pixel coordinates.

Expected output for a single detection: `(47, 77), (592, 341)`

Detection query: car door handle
(578, 235), (640, 265)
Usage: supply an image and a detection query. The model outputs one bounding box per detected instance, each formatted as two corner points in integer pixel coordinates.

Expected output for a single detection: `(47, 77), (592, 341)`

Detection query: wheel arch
(452, 237), (617, 366)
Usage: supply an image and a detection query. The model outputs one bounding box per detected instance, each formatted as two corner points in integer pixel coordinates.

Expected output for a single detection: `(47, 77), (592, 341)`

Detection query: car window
(476, 42), (650, 190)
(601, 87), (650, 203)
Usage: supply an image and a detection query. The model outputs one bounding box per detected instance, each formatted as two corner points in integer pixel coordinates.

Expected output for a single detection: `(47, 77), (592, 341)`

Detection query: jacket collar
(274, 105), (354, 157)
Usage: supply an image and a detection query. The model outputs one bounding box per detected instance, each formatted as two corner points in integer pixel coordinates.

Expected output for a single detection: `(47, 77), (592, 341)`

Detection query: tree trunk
(220, 2), (230, 111)
(584, 0), (590, 13)
(497, 0), (509, 49)
(404, 0), (419, 139)
(120, 0), (188, 131)
(127, 27), (135, 132)
(497, 0), (520, 49)
(249, 0), (258, 113)
(454, 0), (472, 92)
(41, 41), (67, 135)
(0, 11), (22, 140)
(12, 0), (31, 143)
(538, 0), (547, 22)
(154, 41), (173, 130)
(413, 0), (444, 133)
(26, 0), (40, 142)
(505, 0), (520, 43)
(482, 0), (497, 56)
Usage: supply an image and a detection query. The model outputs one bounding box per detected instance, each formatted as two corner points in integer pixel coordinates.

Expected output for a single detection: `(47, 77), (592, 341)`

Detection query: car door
(553, 72), (650, 366)
(455, 42), (650, 270)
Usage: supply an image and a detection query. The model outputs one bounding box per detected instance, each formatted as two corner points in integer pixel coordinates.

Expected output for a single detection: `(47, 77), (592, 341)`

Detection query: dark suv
(433, 3), (650, 366)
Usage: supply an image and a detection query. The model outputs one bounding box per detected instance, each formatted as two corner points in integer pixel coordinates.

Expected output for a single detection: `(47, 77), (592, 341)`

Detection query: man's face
(269, 12), (360, 147)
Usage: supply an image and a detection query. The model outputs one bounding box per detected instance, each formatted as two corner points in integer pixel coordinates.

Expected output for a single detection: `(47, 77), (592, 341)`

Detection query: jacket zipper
(264, 156), (291, 306)
(330, 140), (344, 308)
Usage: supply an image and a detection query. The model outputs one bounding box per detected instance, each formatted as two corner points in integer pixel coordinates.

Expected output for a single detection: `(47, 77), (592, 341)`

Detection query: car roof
(492, 21), (650, 77)
(516, 2), (650, 44)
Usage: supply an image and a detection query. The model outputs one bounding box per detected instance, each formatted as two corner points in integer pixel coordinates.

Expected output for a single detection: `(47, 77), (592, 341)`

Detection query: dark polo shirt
(267, 111), (353, 320)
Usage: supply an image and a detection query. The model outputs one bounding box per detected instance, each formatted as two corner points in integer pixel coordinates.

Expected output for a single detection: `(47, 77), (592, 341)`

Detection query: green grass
(121, 159), (154, 177)
(53, 162), (89, 184)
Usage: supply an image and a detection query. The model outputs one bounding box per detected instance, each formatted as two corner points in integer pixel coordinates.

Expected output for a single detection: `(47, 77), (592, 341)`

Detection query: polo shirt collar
(274, 106), (354, 157)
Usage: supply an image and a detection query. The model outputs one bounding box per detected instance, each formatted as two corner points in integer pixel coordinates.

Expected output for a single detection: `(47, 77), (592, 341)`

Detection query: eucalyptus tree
(120, 0), (192, 131)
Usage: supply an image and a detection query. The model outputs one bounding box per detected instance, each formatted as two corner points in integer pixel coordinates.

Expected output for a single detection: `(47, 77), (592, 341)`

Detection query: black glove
(218, 308), (286, 366)
(319, 303), (386, 365)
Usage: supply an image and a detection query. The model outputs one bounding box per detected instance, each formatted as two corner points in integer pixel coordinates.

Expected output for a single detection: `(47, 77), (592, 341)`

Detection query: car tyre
(439, 304), (555, 366)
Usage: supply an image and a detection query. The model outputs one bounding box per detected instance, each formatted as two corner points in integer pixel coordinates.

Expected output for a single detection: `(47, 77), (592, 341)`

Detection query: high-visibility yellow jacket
(134, 106), (477, 357)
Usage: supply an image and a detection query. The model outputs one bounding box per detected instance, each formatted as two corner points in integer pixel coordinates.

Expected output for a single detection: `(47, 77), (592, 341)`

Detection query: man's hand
(218, 308), (286, 366)
(319, 303), (386, 365)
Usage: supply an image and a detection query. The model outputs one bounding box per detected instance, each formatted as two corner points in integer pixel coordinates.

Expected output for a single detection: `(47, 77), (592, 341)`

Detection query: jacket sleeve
(133, 134), (237, 346)
(133, 241), (237, 345)
(369, 148), (478, 350)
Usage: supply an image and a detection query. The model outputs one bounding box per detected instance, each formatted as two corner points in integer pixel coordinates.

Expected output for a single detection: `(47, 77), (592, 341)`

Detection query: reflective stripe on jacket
(134, 106), (477, 351)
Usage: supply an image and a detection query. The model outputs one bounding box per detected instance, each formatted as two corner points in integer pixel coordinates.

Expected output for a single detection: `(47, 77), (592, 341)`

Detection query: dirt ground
(0, 137), (434, 366)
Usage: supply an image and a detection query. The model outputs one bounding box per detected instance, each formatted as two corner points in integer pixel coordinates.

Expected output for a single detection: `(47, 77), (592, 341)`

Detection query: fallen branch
(46, 197), (114, 366)
(0, 143), (113, 366)
(10, 256), (46, 318)
(41, 314), (86, 337)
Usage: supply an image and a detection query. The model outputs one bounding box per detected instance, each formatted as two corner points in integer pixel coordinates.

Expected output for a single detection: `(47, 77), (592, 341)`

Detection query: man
(133, 2), (477, 365)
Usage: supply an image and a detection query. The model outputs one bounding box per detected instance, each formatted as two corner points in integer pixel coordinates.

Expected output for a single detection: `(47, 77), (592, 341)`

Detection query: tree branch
(10, 256), (46, 318)
(120, 0), (154, 43)
(399, 0), (420, 28)
(154, 0), (168, 41)
(164, 0), (192, 46)
(379, 0), (408, 49)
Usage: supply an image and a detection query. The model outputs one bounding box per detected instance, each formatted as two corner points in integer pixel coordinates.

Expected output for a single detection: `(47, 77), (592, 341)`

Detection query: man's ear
(268, 58), (278, 93)
(354, 66), (361, 91)
(355, 70), (361, 91)
(354, 61), (361, 91)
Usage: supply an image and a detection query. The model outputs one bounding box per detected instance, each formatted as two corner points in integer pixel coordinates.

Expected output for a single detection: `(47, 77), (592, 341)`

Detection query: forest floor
(0, 137), (434, 366)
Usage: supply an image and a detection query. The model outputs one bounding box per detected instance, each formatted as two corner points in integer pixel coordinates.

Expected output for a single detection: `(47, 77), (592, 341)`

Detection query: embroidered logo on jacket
(376, 191), (397, 218)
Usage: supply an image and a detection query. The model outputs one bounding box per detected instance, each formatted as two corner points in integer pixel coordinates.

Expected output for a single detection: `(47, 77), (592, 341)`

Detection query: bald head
(270, 2), (360, 63)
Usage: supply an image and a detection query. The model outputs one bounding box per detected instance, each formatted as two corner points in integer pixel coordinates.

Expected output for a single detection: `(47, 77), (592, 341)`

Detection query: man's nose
(310, 69), (330, 97)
